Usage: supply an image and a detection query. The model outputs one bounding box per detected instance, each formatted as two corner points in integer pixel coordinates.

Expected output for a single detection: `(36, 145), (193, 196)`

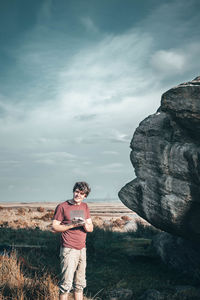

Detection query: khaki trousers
(59, 247), (86, 294)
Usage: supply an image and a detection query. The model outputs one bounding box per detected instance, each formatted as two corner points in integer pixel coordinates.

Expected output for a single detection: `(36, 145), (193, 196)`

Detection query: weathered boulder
(106, 288), (133, 300)
(161, 76), (200, 135)
(153, 232), (200, 280)
(118, 77), (200, 242)
(139, 289), (164, 300)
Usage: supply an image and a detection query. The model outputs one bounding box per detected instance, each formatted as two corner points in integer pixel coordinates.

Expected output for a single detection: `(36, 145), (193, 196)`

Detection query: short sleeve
(53, 204), (64, 222)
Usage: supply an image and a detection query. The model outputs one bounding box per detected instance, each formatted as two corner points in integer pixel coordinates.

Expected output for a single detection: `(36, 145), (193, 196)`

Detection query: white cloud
(72, 167), (87, 176)
(98, 163), (124, 174)
(0, 160), (20, 165)
(1, 0), (200, 201)
(102, 151), (119, 155)
(109, 130), (131, 143)
(149, 42), (200, 81)
(0, 26), (160, 149)
(151, 50), (186, 74)
(34, 151), (76, 165)
(80, 17), (98, 33)
(58, 30), (154, 104)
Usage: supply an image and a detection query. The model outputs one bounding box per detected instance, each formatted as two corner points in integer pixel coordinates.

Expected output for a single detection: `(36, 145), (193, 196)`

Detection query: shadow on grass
(0, 224), (198, 299)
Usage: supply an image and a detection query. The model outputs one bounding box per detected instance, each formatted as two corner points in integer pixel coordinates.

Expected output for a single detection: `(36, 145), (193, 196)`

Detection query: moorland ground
(0, 203), (199, 300)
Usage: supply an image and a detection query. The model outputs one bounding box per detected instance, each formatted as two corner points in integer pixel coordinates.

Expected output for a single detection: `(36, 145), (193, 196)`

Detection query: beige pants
(59, 247), (86, 294)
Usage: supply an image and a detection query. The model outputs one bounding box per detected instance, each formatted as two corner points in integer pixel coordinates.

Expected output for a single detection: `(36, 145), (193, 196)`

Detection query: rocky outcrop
(153, 232), (200, 280)
(118, 77), (200, 243)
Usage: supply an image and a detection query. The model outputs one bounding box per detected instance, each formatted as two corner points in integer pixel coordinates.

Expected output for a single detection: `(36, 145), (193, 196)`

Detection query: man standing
(52, 182), (93, 300)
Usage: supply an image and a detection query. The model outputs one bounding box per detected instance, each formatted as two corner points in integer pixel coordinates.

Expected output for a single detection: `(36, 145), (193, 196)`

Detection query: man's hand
(52, 218), (86, 232)
(72, 217), (85, 227)
(83, 218), (93, 232)
(52, 219), (77, 232)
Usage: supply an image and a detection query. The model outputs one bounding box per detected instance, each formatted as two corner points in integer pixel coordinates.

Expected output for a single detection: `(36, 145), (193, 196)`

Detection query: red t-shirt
(53, 201), (91, 250)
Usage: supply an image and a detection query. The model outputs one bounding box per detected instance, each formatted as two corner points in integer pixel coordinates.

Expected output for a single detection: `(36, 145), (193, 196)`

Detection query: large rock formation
(119, 77), (200, 243)
(153, 232), (200, 279)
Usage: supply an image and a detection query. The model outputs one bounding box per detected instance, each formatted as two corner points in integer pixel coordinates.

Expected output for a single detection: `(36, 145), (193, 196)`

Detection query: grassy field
(0, 224), (199, 300)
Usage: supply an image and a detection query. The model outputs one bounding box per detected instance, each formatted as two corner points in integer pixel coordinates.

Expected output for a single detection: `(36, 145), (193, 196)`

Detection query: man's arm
(83, 218), (93, 232)
(52, 219), (84, 232)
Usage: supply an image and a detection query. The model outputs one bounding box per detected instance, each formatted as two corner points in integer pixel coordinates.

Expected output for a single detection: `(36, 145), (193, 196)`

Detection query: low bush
(17, 208), (26, 216)
(37, 207), (45, 213)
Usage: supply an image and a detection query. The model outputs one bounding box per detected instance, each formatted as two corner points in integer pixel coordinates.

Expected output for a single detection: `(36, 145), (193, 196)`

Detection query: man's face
(73, 189), (86, 204)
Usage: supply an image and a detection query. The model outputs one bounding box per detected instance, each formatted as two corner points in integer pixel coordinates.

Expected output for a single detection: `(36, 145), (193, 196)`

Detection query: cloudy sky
(0, 0), (200, 202)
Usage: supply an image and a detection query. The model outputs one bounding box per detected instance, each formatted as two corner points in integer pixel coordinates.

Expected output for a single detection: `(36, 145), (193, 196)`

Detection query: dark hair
(73, 181), (91, 197)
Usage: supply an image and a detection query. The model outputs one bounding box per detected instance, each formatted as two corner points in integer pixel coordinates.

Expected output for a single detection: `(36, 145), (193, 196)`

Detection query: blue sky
(0, 0), (200, 202)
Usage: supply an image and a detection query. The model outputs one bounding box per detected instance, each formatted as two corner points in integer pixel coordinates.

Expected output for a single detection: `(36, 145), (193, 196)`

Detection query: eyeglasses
(74, 189), (86, 196)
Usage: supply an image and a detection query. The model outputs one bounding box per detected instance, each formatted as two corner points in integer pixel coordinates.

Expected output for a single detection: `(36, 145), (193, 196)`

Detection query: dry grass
(0, 206), (143, 232)
(37, 207), (45, 213)
(0, 203), (148, 233)
(0, 251), (59, 300)
(0, 225), (200, 300)
(0, 251), (100, 300)
(0, 251), (24, 288)
(17, 208), (26, 216)
(40, 211), (54, 221)
(0, 207), (54, 230)
(112, 217), (126, 228)
(121, 215), (132, 222)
